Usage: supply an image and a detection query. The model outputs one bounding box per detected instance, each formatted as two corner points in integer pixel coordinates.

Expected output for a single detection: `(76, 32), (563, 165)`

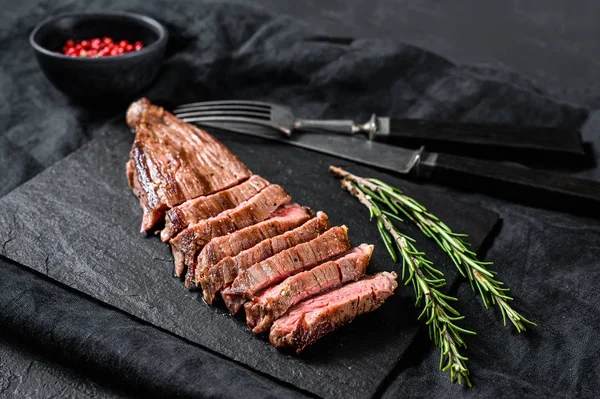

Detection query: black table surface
(1, 0), (600, 398)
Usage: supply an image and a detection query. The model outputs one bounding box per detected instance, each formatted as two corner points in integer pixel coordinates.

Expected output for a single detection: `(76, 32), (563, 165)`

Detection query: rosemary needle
(340, 179), (474, 387)
(331, 166), (535, 333)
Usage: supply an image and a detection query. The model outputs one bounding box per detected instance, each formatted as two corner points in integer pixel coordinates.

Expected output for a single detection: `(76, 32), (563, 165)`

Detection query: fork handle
(294, 119), (357, 134)
(381, 118), (585, 158)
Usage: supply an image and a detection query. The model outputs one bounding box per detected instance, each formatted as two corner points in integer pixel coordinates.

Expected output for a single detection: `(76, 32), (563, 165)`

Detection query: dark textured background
(1, 0), (600, 398)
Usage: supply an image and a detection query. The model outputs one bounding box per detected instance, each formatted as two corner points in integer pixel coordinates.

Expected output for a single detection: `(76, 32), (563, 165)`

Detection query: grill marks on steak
(126, 98), (252, 232)
(221, 226), (352, 314)
(161, 176), (270, 242)
(245, 244), (372, 334)
(200, 212), (331, 304)
(185, 204), (312, 288)
(170, 184), (291, 277)
(269, 272), (398, 353)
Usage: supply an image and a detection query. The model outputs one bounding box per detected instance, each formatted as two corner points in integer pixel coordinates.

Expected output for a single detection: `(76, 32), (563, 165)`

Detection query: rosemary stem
(339, 178), (472, 387)
(331, 166), (535, 333)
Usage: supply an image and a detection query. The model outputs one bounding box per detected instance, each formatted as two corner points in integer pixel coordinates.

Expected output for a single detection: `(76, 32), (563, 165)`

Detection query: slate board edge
(0, 254), (327, 399)
(0, 131), (500, 399)
(0, 133), (410, 399)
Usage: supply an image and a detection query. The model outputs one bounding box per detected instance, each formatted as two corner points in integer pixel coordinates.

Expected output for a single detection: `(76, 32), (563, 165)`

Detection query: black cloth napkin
(1, 0), (599, 397)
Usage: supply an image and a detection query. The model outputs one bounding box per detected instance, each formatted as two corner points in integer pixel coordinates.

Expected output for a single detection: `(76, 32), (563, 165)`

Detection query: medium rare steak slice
(126, 98), (252, 232)
(270, 272), (398, 353)
(221, 226), (351, 314)
(188, 204), (312, 288)
(161, 175), (270, 242)
(170, 184), (291, 277)
(200, 212), (330, 304)
(245, 244), (372, 334)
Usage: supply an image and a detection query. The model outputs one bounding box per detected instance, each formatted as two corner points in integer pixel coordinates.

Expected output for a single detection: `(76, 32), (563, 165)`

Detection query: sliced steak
(170, 184), (291, 277)
(126, 98), (252, 232)
(161, 175), (270, 242)
(245, 244), (372, 333)
(200, 212), (330, 303)
(270, 272), (398, 353)
(221, 226), (351, 314)
(185, 204), (312, 288)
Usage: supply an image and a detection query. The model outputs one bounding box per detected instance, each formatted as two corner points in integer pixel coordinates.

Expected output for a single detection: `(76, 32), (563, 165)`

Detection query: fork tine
(175, 110), (270, 120)
(175, 100), (273, 110)
(178, 116), (278, 130)
(174, 104), (271, 114)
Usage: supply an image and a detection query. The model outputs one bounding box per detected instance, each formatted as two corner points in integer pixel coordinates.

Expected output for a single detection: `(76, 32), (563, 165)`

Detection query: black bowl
(30, 12), (168, 103)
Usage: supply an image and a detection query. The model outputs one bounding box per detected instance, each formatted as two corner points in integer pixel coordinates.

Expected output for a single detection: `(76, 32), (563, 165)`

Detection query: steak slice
(269, 272), (398, 353)
(126, 98), (252, 232)
(161, 175), (270, 242)
(245, 244), (372, 334)
(221, 226), (351, 314)
(185, 204), (312, 288)
(170, 184), (291, 277)
(200, 212), (330, 304)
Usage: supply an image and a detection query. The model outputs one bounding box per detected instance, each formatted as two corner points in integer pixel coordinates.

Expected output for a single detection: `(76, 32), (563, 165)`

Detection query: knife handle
(421, 152), (600, 214)
(382, 119), (586, 159)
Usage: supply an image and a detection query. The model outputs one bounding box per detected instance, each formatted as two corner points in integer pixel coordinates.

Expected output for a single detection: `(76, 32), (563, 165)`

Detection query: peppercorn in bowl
(30, 12), (168, 103)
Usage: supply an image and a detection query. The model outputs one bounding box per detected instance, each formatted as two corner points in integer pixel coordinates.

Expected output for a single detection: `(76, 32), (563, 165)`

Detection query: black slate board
(0, 127), (498, 398)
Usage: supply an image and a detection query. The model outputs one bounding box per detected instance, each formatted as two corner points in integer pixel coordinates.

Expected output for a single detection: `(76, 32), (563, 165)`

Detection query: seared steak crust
(125, 99), (398, 353)
(269, 272), (398, 353)
(245, 244), (372, 333)
(126, 98), (251, 232)
(170, 184), (291, 277)
(200, 212), (330, 304)
(161, 176), (270, 242)
(222, 226), (351, 314)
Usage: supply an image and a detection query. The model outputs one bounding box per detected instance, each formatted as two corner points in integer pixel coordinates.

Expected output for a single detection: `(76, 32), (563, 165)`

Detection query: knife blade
(200, 121), (600, 216)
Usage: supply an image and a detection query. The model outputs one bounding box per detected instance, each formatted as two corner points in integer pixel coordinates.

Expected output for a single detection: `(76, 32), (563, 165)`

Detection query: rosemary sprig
(341, 179), (474, 387)
(331, 166), (535, 332)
